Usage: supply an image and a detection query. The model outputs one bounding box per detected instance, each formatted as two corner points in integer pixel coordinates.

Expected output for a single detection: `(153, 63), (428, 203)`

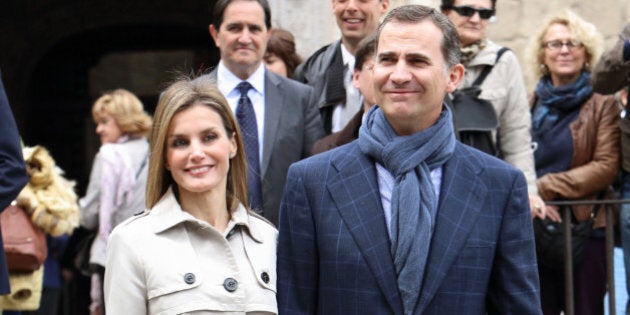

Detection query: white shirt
(331, 43), (361, 132)
(217, 61), (266, 163)
(376, 163), (443, 234)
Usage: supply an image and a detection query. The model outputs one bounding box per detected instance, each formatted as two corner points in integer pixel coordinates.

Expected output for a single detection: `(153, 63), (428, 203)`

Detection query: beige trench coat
(104, 187), (278, 314)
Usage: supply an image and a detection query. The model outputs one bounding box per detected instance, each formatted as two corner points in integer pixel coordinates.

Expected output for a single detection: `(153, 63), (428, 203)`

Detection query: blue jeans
(620, 171), (630, 314)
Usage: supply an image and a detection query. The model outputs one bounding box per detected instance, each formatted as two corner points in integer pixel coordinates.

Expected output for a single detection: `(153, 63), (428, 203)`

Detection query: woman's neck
(178, 189), (230, 232)
(551, 72), (580, 87)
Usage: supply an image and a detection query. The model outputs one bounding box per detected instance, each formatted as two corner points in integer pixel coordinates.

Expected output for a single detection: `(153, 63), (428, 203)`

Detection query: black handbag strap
(471, 47), (510, 87)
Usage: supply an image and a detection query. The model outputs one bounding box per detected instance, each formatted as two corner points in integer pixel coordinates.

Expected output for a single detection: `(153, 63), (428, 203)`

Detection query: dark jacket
(311, 109), (363, 155)
(294, 40), (346, 134)
(0, 69), (29, 294)
(591, 23), (630, 95)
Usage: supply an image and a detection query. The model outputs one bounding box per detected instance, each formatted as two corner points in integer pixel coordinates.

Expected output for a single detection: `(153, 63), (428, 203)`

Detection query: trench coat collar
(150, 187), (263, 242)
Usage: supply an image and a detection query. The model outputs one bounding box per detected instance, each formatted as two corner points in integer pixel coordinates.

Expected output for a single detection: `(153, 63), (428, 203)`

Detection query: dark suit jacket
(200, 69), (324, 226)
(0, 69), (29, 294)
(294, 40), (345, 134)
(277, 141), (541, 314)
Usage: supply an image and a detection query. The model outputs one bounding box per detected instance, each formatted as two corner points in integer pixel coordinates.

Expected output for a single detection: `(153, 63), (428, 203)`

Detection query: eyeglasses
(442, 5), (494, 20)
(543, 40), (584, 51)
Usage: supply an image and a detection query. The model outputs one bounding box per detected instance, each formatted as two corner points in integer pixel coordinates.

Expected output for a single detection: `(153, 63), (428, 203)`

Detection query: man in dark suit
(204, 0), (324, 226)
(311, 35), (377, 155)
(0, 69), (29, 295)
(277, 5), (541, 314)
(294, 0), (388, 135)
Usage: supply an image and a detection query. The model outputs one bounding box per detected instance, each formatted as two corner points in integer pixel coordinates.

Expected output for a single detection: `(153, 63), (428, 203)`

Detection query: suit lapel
(327, 144), (404, 315)
(261, 71), (282, 177)
(415, 145), (487, 314)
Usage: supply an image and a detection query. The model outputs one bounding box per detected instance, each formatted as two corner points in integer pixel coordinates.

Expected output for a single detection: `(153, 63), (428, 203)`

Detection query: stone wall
(270, 0), (630, 89)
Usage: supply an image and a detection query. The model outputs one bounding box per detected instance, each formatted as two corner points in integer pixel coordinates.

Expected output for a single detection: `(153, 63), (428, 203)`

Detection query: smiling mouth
(344, 18), (364, 25)
(188, 166), (211, 175)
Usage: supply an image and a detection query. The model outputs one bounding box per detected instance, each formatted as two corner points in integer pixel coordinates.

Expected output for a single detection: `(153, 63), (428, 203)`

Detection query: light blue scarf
(358, 105), (456, 314)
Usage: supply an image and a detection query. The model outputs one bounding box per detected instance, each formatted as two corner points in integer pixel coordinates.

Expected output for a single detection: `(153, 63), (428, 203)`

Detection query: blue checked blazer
(277, 141), (542, 314)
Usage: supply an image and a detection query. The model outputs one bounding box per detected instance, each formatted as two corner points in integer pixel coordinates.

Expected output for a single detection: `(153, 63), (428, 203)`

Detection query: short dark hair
(265, 28), (302, 77)
(354, 35), (377, 71)
(212, 0), (272, 30)
(375, 5), (461, 68)
(440, 0), (496, 10)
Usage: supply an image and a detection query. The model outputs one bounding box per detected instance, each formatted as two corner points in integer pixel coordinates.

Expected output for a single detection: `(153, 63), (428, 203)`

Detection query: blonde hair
(91, 89), (152, 138)
(145, 76), (248, 213)
(525, 9), (603, 80)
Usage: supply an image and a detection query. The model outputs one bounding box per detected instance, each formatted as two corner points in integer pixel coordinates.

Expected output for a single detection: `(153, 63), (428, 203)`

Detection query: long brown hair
(146, 76), (248, 213)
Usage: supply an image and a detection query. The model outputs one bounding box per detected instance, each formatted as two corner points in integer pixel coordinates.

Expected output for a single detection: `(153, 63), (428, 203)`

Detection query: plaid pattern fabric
(277, 142), (541, 315)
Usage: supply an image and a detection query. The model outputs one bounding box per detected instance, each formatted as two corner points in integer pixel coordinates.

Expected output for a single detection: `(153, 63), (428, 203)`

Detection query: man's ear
(352, 69), (361, 89)
(209, 24), (220, 48)
(445, 63), (465, 94)
(380, 0), (390, 14)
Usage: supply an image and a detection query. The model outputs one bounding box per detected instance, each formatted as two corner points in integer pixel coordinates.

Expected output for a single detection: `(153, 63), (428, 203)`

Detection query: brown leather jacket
(530, 93), (621, 227)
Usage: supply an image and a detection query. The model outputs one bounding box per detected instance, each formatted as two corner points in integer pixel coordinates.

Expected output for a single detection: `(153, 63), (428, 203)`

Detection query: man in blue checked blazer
(277, 5), (542, 315)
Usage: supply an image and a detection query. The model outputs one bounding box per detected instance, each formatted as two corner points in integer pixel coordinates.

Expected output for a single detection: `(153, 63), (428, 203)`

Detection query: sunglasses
(443, 5), (495, 20)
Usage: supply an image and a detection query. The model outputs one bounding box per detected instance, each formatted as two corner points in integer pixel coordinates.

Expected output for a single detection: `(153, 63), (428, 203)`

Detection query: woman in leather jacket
(525, 10), (620, 315)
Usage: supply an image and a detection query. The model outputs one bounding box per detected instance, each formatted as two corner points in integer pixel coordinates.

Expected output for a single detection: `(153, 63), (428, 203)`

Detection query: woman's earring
(540, 63), (549, 75)
(229, 153), (235, 159)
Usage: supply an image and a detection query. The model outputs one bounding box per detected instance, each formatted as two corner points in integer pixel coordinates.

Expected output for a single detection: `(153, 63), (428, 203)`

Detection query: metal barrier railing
(544, 199), (630, 315)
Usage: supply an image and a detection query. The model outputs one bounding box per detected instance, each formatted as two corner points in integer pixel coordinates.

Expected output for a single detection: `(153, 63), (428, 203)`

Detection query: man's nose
(390, 62), (412, 83)
(346, 0), (359, 11)
(238, 30), (252, 44)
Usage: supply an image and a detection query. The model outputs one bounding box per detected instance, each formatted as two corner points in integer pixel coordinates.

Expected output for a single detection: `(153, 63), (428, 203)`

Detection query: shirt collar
(217, 61), (266, 98)
(340, 42), (356, 71)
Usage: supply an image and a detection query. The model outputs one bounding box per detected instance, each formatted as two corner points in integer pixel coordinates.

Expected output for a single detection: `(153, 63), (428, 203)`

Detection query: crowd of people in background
(1, 0), (630, 314)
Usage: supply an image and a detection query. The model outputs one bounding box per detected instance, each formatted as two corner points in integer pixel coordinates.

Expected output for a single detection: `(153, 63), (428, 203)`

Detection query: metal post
(606, 205), (616, 315)
(544, 199), (630, 315)
(563, 206), (574, 315)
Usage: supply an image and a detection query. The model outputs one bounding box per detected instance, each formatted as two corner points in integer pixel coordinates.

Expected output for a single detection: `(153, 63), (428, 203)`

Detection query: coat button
(261, 272), (270, 284)
(223, 277), (238, 292)
(184, 273), (196, 285)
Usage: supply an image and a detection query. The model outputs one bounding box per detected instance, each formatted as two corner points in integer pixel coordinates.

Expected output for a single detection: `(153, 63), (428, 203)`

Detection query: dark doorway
(25, 24), (218, 193)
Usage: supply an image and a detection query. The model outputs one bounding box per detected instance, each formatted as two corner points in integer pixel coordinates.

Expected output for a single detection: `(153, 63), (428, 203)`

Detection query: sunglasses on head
(442, 5), (495, 20)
